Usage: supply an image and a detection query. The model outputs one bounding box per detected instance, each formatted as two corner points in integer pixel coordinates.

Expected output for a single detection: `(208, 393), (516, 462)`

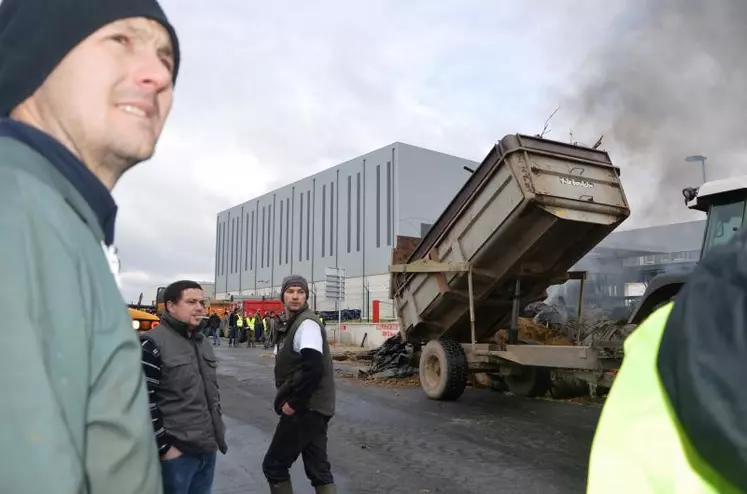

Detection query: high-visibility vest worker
(587, 232), (747, 494)
(236, 315), (243, 327)
(247, 315), (255, 331)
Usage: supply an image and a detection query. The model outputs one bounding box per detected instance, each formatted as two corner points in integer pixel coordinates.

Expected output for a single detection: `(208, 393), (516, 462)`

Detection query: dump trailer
(390, 133), (631, 401)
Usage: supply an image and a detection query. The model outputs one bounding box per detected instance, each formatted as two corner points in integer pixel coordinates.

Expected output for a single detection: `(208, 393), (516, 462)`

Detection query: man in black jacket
(263, 275), (336, 494)
(208, 311), (221, 345)
(228, 308), (239, 347)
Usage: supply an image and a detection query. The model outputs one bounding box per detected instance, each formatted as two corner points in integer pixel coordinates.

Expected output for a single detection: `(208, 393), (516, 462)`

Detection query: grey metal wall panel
(395, 143), (477, 239)
(215, 142), (479, 294)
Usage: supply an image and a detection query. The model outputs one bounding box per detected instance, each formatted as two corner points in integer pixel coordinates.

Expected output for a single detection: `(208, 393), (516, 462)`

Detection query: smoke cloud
(562, 0), (747, 227)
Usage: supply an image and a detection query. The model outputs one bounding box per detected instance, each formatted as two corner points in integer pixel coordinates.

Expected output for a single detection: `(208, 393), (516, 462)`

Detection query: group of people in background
(203, 308), (282, 348)
(225, 308), (279, 348)
(202, 307), (327, 351)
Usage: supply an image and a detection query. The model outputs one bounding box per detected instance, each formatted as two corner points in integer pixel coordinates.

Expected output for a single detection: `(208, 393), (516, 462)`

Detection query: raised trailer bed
(390, 134), (631, 400)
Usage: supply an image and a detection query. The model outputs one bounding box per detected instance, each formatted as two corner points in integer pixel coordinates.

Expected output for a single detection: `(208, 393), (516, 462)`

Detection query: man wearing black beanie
(0, 0), (180, 493)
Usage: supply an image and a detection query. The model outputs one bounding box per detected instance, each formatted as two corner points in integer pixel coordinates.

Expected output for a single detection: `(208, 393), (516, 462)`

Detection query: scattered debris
(358, 334), (418, 379)
(332, 351), (362, 362)
(354, 374), (421, 388)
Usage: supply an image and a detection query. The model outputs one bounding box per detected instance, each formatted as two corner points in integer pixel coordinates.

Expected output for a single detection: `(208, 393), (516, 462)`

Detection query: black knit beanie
(281, 275), (309, 300)
(0, 0), (180, 116)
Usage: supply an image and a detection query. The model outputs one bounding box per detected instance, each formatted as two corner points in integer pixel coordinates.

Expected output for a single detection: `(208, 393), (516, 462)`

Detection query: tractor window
(155, 287), (166, 314)
(703, 200), (747, 252)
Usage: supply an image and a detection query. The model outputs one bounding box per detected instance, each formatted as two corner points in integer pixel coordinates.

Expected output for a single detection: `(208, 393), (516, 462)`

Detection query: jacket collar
(161, 310), (203, 342)
(0, 118), (118, 245)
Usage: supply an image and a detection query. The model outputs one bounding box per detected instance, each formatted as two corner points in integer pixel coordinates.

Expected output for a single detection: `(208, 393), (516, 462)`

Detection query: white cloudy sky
(113, 0), (741, 303)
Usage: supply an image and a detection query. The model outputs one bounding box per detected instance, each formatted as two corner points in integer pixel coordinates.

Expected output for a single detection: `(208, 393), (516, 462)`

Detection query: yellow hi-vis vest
(236, 315), (243, 327)
(587, 302), (740, 493)
(247, 316), (255, 330)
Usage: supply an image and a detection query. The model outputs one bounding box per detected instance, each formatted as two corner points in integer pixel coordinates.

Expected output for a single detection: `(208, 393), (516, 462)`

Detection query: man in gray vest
(140, 280), (228, 494)
(263, 275), (337, 494)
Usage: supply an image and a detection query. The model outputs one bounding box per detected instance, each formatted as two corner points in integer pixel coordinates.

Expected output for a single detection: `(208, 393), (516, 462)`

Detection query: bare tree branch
(592, 134), (604, 149)
(537, 106), (560, 138)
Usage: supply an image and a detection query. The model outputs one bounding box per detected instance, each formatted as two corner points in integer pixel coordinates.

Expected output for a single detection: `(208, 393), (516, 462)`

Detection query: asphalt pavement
(212, 343), (601, 494)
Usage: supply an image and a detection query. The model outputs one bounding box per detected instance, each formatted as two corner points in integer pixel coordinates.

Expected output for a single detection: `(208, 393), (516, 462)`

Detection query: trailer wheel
(504, 366), (550, 397)
(419, 339), (468, 401)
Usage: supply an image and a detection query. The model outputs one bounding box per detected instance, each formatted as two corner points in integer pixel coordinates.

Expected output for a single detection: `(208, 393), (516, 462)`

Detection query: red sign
(376, 323), (399, 331)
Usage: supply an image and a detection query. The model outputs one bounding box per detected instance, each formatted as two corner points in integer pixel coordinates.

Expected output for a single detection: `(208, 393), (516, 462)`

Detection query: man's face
(19, 17), (175, 182)
(167, 288), (205, 328)
(283, 286), (307, 312)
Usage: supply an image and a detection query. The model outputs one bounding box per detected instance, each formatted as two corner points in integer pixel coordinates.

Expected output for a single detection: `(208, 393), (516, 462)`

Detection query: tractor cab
(685, 176), (747, 255)
(628, 176), (747, 324)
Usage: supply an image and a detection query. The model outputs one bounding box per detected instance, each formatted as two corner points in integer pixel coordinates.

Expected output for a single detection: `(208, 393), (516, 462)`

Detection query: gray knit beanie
(280, 274), (309, 300)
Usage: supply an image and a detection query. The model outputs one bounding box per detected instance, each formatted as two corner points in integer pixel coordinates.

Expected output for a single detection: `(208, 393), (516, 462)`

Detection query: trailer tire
(504, 366), (550, 398)
(419, 339), (468, 401)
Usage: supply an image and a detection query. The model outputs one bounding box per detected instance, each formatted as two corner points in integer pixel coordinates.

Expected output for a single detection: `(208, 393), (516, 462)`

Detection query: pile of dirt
(518, 318), (575, 345)
(355, 373), (421, 388)
(494, 318), (575, 346)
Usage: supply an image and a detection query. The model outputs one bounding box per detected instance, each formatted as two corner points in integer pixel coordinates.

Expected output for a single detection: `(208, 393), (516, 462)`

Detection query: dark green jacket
(0, 136), (162, 493)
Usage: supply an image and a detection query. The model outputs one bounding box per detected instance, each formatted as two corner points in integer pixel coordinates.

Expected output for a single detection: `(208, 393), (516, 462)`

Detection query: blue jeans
(161, 451), (217, 494)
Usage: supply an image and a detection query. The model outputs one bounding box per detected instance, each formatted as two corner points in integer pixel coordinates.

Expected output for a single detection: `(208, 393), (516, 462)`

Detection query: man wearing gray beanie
(0, 0), (179, 492)
(263, 275), (337, 493)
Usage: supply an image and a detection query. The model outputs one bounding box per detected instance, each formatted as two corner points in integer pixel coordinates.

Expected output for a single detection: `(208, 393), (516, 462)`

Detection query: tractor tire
(419, 339), (468, 401)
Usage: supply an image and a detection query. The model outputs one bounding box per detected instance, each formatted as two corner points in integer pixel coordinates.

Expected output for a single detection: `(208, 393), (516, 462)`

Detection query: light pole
(685, 155), (708, 183)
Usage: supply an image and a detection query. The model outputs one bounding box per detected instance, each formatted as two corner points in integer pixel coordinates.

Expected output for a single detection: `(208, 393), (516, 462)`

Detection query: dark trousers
(161, 451), (217, 494)
(262, 410), (334, 487)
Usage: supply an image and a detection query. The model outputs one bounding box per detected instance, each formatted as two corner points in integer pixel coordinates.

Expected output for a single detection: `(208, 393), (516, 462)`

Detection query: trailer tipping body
(389, 134), (631, 400)
(391, 133), (630, 345)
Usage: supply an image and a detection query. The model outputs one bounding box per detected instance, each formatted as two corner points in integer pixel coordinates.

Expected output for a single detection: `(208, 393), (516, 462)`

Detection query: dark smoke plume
(567, 0), (747, 226)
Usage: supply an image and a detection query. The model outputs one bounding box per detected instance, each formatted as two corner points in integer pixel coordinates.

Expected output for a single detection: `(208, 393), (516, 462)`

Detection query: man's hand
(161, 446), (183, 461)
(281, 402), (295, 416)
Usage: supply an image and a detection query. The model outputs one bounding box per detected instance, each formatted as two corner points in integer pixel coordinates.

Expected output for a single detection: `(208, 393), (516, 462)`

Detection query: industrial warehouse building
(214, 142), (479, 316)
